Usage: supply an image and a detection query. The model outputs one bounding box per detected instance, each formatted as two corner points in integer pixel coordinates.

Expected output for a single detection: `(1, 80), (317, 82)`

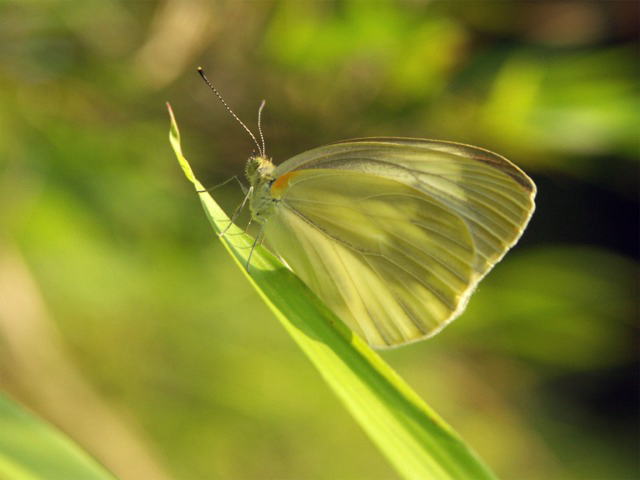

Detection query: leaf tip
(166, 102), (176, 124)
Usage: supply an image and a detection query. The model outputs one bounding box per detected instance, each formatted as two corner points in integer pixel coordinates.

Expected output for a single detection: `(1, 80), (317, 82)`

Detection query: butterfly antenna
(197, 67), (263, 156)
(257, 99), (266, 156)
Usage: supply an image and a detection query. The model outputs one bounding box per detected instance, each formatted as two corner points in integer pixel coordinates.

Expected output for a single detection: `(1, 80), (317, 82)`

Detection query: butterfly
(198, 68), (536, 349)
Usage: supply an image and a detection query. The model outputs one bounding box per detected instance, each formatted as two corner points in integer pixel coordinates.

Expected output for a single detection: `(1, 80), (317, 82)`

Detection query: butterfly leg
(197, 175), (248, 195)
(220, 187), (252, 237)
(245, 227), (265, 272)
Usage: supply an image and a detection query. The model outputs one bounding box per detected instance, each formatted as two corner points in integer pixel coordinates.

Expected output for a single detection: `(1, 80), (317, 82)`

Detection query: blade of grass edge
(0, 392), (116, 480)
(167, 103), (497, 480)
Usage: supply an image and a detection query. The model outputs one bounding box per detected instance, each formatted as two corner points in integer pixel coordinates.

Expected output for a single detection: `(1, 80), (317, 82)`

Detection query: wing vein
(285, 205), (457, 311)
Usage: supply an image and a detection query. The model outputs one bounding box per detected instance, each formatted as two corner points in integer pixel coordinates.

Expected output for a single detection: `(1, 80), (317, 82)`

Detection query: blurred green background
(0, 1), (638, 479)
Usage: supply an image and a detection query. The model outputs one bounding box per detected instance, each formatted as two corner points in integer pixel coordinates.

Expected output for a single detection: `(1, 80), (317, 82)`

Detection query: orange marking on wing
(271, 171), (301, 197)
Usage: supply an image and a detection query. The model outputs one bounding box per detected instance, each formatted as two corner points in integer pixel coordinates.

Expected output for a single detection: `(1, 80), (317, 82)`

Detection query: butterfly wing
(265, 138), (536, 348)
(265, 171), (477, 347)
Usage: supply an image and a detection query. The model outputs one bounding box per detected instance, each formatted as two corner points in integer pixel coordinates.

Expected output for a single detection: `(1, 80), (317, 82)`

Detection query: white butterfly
(200, 69), (536, 349)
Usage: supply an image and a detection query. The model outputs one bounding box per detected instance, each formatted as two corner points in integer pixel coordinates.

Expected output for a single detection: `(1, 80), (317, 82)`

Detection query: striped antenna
(197, 67), (264, 156)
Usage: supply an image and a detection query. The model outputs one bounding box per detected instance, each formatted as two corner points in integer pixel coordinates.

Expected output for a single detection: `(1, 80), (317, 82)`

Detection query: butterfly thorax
(246, 155), (278, 224)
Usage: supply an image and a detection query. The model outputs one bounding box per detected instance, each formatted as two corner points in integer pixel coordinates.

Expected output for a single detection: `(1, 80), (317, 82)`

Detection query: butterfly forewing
(276, 138), (536, 276)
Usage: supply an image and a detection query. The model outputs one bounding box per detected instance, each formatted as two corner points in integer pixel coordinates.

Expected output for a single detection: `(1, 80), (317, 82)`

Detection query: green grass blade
(167, 103), (497, 480)
(0, 393), (116, 480)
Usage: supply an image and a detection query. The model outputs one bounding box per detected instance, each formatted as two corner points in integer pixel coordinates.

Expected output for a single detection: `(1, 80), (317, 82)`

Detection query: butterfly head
(245, 155), (275, 187)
